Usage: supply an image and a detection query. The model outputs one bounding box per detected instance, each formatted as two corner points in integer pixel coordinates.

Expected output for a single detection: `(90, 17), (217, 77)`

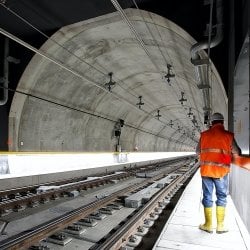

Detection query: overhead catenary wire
(0, 26), (158, 123)
(0, 3), (192, 141)
(110, 0), (160, 71)
(109, 0), (195, 130)
(207, 0), (214, 114)
(110, 0), (200, 141)
(133, 1), (202, 122)
(129, 0), (203, 133)
(107, 1), (193, 133)
(0, 3), (197, 145)
(0, 84), (192, 147)
(0, 2), (106, 76)
(151, 20), (204, 126)
(152, 27), (201, 114)
(129, 0), (204, 135)
(0, 2), (150, 105)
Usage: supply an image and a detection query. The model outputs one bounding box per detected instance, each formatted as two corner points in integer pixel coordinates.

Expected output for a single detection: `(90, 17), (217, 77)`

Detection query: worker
(196, 112), (242, 234)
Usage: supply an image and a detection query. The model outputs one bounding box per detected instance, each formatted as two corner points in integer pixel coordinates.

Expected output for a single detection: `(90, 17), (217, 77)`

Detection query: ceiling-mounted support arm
(0, 38), (9, 106)
(191, 0), (223, 63)
(0, 37), (20, 106)
(190, 0), (223, 124)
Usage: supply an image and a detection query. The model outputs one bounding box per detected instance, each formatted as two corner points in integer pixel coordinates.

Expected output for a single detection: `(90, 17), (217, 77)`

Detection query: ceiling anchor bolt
(136, 96), (144, 109)
(187, 107), (193, 117)
(179, 91), (187, 105)
(169, 120), (174, 128)
(177, 125), (182, 132)
(155, 110), (161, 120)
(105, 72), (116, 92)
(165, 64), (175, 85)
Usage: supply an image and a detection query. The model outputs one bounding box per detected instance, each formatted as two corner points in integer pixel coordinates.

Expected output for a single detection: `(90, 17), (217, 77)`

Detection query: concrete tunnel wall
(230, 35), (250, 234)
(8, 9), (227, 152)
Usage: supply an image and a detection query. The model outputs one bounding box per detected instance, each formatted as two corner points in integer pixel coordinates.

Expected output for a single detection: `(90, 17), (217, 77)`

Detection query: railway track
(93, 164), (197, 250)
(0, 156), (192, 217)
(0, 156), (197, 249)
(0, 172), (133, 216)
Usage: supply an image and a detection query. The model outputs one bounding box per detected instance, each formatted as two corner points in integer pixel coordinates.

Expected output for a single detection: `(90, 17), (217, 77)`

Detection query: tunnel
(0, 0), (249, 247)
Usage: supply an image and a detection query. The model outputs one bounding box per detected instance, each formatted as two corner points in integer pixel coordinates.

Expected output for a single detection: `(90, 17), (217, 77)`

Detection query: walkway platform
(153, 170), (250, 250)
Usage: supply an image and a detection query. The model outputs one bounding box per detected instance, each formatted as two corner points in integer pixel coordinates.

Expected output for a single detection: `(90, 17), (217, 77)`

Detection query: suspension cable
(130, 0), (203, 132)
(0, 4), (187, 138)
(0, 3), (197, 143)
(0, 85), (192, 147)
(207, 0), (214, 113)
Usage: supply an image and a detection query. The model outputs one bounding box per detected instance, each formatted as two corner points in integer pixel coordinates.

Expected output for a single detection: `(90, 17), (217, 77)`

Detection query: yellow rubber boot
(199, 207), (213, 233)
(216, 206), (228, 233)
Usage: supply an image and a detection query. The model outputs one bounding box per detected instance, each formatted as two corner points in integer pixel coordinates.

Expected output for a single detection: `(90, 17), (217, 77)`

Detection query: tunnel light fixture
(114, 119), (124, 134)
(203, 107), (211, 125)
(155, 110), (161, 120)
(114, 119), (124, 152)
(105, 72), (116, 92)
(136, 96), (144, 109)
(179, 92), (187, 105)
(165, 64), (175, 85)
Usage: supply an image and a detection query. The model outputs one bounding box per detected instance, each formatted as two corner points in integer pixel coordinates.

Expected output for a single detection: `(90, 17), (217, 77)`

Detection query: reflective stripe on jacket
(200, 123), (234, 178)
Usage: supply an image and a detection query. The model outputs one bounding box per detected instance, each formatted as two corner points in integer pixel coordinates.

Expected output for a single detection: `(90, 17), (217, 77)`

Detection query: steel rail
(0, 172), (132, 213)
(0, 157), (192, 211)
(0, 156), (190, 199)
(0, 162), (192, 250)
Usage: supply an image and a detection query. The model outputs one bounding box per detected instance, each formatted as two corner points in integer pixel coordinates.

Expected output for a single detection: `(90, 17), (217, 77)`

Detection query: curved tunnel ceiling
(8, 9), (227, 152)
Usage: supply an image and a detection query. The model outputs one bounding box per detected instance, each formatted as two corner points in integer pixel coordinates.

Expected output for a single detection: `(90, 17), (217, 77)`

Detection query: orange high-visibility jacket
(199, 124), (234, 178)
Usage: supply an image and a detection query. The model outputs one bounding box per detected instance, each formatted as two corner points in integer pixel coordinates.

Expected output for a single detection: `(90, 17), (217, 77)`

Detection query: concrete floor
(153, 170), (250, 250)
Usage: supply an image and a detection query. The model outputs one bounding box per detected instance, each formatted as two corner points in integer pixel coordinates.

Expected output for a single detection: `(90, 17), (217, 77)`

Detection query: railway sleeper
(47, 233), (72, 246)
(0, 208), (11, 217)
(28, 200), (39, 208)
(28, 244), (50, 250)
(63, 224), (86, 236)
(77, 217), (98, 227)
(13, 204), (25, 212)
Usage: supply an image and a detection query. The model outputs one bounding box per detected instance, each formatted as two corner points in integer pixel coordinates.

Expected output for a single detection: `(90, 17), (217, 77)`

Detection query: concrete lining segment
(9, 8), (226, 152)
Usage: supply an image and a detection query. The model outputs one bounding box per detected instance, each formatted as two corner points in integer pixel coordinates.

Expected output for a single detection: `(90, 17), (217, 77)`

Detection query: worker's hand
(232, 155), (250, 171)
